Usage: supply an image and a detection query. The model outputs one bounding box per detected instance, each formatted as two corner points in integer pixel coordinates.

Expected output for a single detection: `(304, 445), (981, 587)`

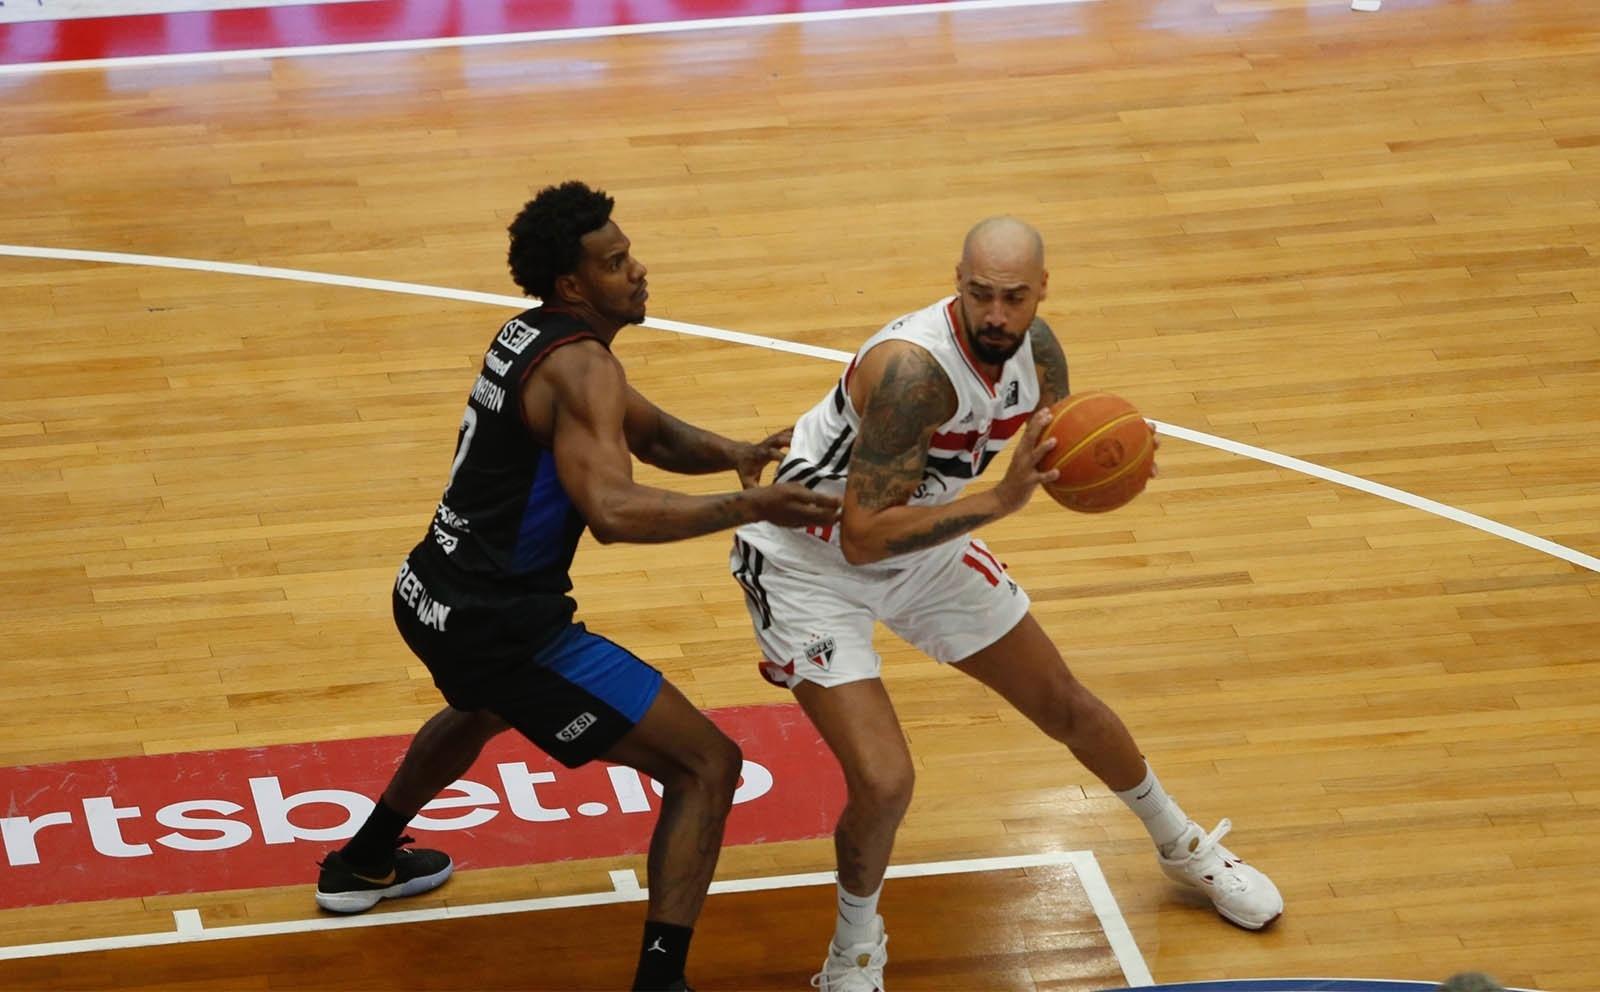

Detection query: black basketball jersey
(408, 306), (601, 613)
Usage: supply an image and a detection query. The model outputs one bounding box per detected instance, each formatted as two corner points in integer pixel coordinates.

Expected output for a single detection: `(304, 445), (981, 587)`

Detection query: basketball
(1039, 392), (1155, 513)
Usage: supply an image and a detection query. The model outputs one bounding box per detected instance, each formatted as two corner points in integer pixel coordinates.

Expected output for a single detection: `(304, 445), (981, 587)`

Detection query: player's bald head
(953, 216), (1049, 362)
(961, 216), (1045, 274)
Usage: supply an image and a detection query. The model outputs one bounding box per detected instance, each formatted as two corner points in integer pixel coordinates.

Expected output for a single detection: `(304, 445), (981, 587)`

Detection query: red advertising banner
(0, 0), (960, 67)
(0, 704), (844, 909)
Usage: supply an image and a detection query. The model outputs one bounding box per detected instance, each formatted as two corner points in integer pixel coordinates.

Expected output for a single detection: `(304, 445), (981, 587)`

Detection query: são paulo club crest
(801, 634), (836, 670)
(971, 422), (992, 470)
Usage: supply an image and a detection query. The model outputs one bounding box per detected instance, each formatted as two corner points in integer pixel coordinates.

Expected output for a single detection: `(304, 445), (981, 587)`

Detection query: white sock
(835, 880), (882, 949)
(1114, 761), (1192, 856)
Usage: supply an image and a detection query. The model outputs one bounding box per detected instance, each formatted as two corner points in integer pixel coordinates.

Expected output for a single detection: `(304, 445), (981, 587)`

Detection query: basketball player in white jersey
(729, 217), (1282, 990)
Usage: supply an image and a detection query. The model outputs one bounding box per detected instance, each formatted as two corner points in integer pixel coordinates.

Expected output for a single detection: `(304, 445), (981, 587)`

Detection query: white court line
(607, 867), (643, 894)
(0, 851), (1153, 987)
(0, 0), (1100, 76)
(1069, 850), (1154, 988)
(171, 908), (203, 935)
(1156, 423), (1599, 574)
(3, 241), (1594, 575)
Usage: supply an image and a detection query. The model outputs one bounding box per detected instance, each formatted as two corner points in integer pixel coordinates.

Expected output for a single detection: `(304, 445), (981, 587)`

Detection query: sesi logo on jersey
(496, 318), (541, 354)
(555, 712), (597, 742)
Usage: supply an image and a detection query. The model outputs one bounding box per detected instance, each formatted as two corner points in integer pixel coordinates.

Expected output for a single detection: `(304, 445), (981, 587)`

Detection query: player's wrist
(732, 486), (764, 523)
(986, 479), (1031, 516)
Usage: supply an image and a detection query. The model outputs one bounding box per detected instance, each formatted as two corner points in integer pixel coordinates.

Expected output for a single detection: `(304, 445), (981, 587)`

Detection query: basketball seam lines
(1047, 433), (1154, 494)
(1046, 411), (1143, 474)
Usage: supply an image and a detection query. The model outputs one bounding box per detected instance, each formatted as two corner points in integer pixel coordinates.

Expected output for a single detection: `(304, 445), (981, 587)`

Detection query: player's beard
(606, 292), (647, 326)
(624, 284), (648, 324)
(971, 326), (1026, 365)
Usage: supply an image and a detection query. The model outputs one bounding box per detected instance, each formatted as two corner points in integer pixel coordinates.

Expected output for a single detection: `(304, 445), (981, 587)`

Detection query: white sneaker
(1158, 818), (1283, 930)
(811, 917), (888, 992)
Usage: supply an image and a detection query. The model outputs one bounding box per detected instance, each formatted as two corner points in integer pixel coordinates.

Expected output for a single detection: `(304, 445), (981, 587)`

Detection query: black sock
(339, 799), (408, 868)
(631, 920), (693, 991)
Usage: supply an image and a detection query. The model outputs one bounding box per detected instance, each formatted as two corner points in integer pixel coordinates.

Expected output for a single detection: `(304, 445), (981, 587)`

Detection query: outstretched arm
(537, 344), (837, 544)
(839, 341), (1058, 565)
(623, 386), (789, 487)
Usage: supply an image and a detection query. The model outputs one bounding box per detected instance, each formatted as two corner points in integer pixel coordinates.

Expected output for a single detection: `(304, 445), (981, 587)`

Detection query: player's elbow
(587, 517), (623, 544)
(839, 526), (881, 566)
(583, 500), (631, 544)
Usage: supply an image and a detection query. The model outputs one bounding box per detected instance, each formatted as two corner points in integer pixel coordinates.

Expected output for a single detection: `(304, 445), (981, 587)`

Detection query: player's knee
(675, 729), (743, 804)
(848, 761), (915, 818)
(1036, 676), (1097, 741)
(705, 731), (744, 800)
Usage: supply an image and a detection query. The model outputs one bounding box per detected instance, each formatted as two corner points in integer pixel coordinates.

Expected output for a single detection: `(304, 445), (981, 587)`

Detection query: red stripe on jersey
(945, 299), (997, 396)
(930, 409), (1030, 450)
(990, 410), (1030, 439)
(807, 524), (835, 543)
(962, 553), (1000, 587)
(968, 541), (1005, 574)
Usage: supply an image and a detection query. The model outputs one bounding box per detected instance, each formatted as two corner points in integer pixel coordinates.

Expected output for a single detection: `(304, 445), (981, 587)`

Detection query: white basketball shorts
(728, 527), (1031, 689)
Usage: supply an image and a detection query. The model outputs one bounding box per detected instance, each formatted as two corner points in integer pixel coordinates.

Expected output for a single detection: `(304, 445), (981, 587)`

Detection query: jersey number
(446, 406), (478, 492)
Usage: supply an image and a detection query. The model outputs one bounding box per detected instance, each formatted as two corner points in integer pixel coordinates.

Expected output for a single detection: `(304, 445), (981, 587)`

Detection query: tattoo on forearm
(850, 348), (953, 512)
(1029, 317), (1070, 404)
(682, 492), (747, 535)
(883, 511), (995, 556)
(649, 411), (736, 474)
(620, 489), (747, 543)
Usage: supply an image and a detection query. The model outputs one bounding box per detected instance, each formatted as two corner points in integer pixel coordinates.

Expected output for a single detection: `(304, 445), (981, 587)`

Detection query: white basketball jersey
(741, 296), (1040, 568)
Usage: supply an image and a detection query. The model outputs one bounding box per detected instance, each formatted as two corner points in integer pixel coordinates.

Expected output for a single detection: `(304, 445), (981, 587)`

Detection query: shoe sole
(1161, 867), (1282, 932)
(315, 861), (454, 914)
(1219, 906), (1282, 931)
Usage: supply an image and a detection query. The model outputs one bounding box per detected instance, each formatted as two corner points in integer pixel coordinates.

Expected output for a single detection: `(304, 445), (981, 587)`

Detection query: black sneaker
(315, 835), (453, 913)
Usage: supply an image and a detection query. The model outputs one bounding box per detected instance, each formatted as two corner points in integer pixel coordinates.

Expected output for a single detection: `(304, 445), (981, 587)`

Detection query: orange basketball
(1039, 391), (1155, 513)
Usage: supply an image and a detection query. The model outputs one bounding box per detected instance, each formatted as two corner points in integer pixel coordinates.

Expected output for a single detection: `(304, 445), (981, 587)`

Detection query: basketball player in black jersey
(313, 181), (840, 992)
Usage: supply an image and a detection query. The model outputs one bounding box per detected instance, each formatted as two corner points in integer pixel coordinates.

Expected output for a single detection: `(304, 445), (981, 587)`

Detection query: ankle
(339, 799), (408, 867)
(632, 920), (692, 991)
(834, 880), (883, 947)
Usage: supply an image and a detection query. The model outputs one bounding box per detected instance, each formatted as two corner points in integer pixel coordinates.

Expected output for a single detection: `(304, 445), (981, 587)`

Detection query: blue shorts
(491, 623), (664, 767)
(395, 586), (665, 766)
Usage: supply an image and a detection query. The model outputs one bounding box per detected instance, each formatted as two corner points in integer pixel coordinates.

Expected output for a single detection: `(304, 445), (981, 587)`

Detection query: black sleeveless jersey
(405, 306), (601, 635)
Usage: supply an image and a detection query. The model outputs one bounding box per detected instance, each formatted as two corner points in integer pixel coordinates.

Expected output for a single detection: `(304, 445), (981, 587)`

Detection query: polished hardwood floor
(0, 865), (1129, 990)
(1, 0), (1598, 988)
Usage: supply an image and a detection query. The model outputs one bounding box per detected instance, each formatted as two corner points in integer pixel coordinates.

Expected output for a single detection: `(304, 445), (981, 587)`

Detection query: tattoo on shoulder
(1029, 317), (1070, 405)
(850, 347), (955, 512)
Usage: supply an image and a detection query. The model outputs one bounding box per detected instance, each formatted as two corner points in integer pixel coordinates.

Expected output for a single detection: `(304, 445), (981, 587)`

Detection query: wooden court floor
(1, 0), (1598, 988)
(1, 862), (1130, 990)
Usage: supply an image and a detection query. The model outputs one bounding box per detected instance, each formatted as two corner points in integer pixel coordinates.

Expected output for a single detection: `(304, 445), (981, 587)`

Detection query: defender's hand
(752, 482), (841, 528)
(736, 428), (794, 489)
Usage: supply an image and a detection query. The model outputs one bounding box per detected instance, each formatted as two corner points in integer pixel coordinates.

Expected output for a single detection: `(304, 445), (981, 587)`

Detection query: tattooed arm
(1029, 316), (1071, 408)
(622, 387), (738, 473)
(623, 386), (793, 488)
(529, 342), (838, 544)
(839, 341), (1059, 565)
